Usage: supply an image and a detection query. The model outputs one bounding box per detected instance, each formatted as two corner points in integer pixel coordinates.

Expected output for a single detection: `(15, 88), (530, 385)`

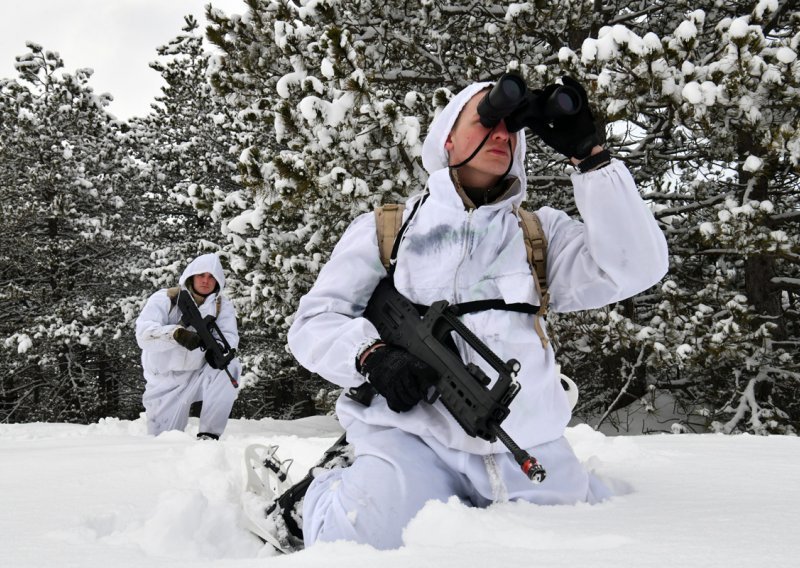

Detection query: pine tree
(0, 44), (145, 422)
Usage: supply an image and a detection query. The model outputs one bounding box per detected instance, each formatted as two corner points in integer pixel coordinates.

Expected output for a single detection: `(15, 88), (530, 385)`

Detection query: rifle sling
(412, 299), (540, 317)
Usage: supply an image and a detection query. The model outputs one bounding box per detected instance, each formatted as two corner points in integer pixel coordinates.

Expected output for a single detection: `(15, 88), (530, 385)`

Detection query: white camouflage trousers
(302, 424), (611, 550)
(142, 360), (241, 437)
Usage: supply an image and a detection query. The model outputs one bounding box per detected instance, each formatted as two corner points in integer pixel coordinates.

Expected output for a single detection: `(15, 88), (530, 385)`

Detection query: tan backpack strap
(216, 295), (222, 317)
(166, 286), (181, 311)
(375, 204), (406, 269)
(517, 208), (550, 350)
(517, 208), (549, 307)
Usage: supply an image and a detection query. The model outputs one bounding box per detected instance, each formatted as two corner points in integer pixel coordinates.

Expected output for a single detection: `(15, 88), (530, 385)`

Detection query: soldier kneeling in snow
(135, 253), (241, 440)
(264, 76), (668, 551)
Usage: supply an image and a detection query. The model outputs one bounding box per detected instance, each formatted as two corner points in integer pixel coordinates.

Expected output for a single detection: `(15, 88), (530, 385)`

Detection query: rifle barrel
(491, 424), (546, 483)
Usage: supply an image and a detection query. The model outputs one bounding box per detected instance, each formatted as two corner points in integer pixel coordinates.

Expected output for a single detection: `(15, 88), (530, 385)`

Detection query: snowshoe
(241, 434), (353, 554)
(244, 443), (293, 503)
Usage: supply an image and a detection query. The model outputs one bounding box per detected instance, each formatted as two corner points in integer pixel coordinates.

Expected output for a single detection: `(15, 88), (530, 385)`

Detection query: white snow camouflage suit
(135, 253), (240, 437)
(287, 81), (669, 549)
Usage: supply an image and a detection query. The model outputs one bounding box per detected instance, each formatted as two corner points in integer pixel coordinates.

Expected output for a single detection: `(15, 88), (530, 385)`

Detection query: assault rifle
(177, 289), (239, 388)
(349, 278), (546, 483)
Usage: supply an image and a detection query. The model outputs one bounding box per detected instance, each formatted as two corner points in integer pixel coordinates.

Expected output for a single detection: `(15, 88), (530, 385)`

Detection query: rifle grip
(346, 383), (377, 406)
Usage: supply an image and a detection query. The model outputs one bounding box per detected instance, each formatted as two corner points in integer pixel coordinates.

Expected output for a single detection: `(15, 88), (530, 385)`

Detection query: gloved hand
(508, 76), (600, 160)
(360, 344), (438, 413)
(173, 327), (202, 351)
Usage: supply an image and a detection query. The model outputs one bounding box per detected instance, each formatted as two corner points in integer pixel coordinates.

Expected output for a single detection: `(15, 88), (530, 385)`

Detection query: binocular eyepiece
(477, 74), (582, 130)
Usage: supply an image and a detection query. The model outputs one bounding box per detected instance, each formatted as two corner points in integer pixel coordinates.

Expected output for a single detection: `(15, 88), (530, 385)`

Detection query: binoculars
(477, 74), (582, 130)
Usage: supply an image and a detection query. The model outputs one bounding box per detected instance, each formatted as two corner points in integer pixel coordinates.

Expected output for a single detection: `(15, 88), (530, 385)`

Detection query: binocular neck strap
(449, 129), (514, 181)
(448, 129), (493, 169)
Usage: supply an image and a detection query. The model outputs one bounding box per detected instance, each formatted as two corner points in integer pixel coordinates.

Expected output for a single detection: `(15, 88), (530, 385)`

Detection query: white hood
(178, 253), (226, 292)
(420, 81), (528, 193)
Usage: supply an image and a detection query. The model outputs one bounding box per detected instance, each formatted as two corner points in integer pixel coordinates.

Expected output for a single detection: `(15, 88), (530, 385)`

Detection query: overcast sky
(0, 0), (246, 120)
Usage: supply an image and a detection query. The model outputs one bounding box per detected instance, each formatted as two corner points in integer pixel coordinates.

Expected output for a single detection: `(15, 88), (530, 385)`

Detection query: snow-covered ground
(2, 415), (797, 568)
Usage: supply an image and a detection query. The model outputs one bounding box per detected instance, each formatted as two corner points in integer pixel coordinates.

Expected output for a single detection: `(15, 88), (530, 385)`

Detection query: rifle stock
(355, 278), (545, 482)
(177, 290), (239, 388)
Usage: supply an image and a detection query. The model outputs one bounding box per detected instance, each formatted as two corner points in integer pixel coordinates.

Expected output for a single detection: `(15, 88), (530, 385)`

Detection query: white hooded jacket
(288, 83), (668, 454)
(135, 254), (239, 377)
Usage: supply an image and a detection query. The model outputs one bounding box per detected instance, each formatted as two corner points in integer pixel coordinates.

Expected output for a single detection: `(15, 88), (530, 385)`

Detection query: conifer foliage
(126, 16), (236, 292)
(548, 0), (800, 433)
(0, 44), (142, 421)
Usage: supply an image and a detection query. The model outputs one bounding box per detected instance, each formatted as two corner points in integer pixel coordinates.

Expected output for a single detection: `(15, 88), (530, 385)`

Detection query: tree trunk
(738, 132), (786, 339)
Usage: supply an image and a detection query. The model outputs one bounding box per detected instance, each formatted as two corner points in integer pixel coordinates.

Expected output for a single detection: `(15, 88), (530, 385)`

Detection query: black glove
(173, 327), (202, 351)
(508, 76), (600, 160)
(361, 345), (438, 413)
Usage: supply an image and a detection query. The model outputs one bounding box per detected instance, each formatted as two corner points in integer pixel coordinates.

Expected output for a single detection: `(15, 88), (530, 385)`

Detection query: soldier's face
(193, 272), (217, 295)
(445, 91), (517, 189)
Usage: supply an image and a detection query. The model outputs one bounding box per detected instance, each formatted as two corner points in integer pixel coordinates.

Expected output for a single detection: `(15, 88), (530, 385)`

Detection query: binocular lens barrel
(477, 73), (583, 129)
(498, 76), (525, 100)
(547, 89), (581, 117)
(478, 74), (527, 128)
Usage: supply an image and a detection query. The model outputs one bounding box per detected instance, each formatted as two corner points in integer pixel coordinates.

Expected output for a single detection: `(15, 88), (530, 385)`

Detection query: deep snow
(2, 415), (797, 567)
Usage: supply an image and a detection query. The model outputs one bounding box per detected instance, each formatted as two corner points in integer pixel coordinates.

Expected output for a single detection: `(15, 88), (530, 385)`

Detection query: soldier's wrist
(356, 340), (385, 374)
(574, 147), (611, 173)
